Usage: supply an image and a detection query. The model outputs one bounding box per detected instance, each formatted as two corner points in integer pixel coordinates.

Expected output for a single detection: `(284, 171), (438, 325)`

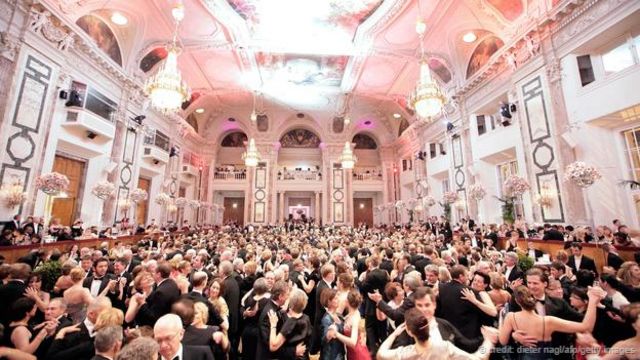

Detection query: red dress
(343, 326), (371, 360)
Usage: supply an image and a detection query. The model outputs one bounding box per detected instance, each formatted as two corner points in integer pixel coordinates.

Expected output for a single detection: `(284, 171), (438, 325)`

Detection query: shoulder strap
(511, 312), (519, 330)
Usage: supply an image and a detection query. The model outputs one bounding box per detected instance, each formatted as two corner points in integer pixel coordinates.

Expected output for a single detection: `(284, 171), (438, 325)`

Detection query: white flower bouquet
(175, 197), (188, 208)
(564, 161), (601, 188)
(468, 183), (487, 201)
(503, 175), (530, 198)
(35, 172), (69, 195)
(395, 200), (405, 209)
(187, 199), (200, 209)
(423, 196), (436, 207)
(91, 181), (115, 200)
(155, 192), (171, 206)
(129, 188), (148, 203)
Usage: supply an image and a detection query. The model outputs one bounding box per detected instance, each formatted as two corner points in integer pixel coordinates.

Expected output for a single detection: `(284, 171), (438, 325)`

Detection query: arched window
(466, 36), (505, 78)
(352, 134), (377, 149)
(279, 129), (321, 148)
(221, 132), (248, 147)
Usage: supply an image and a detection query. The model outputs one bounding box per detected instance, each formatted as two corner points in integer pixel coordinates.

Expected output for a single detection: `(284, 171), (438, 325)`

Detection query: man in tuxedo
(380, 249), (394, 274)
(3, 214), (21, 232)
(550, 261), (574, 301)
(542, 223), (564, 241)
(257, 281), (301, 360)
(358, 255), (390, 355)
(47, 297), (112, 360)
(568, 242), (598, 276)
(154, 313), (214, 360)
(110, 258), (133, 311)
(220, 261), (240, 360)
(375, 286), (483, 352)
(186, 271), (224, 327)
(369, 272), (421, 326)
(603, 243), (625, 270)
(503, 252), (524, 283)
(21, 216), (41, 236)
(83, 257), (115, 298)
(137, 263), (181, 326)
(0, 263), (30, 326)
(435, 265), (484, 340)
(526, 241), (545, 262)
(393, 254), (415, 283)
(91, 326), (123, 360)
(310, 263), (335, 355)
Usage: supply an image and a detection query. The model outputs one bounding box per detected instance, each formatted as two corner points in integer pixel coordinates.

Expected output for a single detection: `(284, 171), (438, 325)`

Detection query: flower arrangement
(564, 161), (601, 188)
(155, 193), (171, 206)
(199, 202), (211, 209)
(503, 175), (530, 198)
(395, 200), (405, 209)
(91, 181), (115, 200)
(35, 172), (69, 195)
(0, 178), (27, 209)
(535, 193), (553, 208)
(442, 191), (459, 204)
(187, 199), (200, 209)
(129, 188), (148, 203)
(167, 204), (177, 213)
(423, 196), (436, 207)
(174, 197), (187, 208)
(468, 183), (487, 201)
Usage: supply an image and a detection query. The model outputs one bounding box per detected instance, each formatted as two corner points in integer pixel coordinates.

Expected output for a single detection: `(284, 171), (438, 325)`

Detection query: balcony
(214, 166), (247, 181)
(278, 169), (321, 181)
(61, 107), (116, 140)
(181, 164), (199, 177)
(142, 146), (169, 165)
(353, 167), (383, 182)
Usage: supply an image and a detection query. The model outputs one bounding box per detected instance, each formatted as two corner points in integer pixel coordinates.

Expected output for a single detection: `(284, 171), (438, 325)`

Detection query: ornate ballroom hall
(0, 0), (638, 230)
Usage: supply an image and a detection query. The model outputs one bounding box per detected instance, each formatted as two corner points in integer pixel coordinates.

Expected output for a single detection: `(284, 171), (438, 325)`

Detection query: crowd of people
(0, 216), (638, 360)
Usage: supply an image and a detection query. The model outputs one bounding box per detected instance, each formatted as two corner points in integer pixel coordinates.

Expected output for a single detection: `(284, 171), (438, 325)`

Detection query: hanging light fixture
(144, 3), (190, 113)
(409, 5), (446, 121)
(340, 141), (357, 169)
(242, 138), (261, 167)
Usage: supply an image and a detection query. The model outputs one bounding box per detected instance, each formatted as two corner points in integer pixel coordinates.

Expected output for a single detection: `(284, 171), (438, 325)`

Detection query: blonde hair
(70, 267), (86, 283)
(193, 302), (209, 325)
(95, 308), (124, 331)
(618, 261), (640, 286)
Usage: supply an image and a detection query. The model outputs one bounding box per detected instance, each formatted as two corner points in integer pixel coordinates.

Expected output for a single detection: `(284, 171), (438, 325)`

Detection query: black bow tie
(537, 299), (545, 305)
(94, 277), (104, 281)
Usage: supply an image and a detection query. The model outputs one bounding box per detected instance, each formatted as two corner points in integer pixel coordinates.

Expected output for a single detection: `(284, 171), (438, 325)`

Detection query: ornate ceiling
(50, 0), (557, 141)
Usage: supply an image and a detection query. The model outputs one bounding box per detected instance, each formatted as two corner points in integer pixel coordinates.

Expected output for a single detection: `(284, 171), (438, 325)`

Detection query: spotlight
(133, 115), (145, 125)
(500, 104), (511, 119)
(86, 131), (97, 139)
(416, 151), (427, 161)
(65, 90), (83, 107)
(446, 122), (455, 132)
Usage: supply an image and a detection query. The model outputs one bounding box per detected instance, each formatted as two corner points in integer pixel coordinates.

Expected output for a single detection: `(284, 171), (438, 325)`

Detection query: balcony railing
(353, 167), (383, 181)
(278, 169), (321, 181)
(214, 167), (247, 181)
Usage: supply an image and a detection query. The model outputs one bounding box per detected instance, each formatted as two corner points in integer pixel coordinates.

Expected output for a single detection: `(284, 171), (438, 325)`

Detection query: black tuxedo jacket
(3, 220), (20, 232)
(435, 281), (483, 339)
(222, 275), (240, 335)
(380, 259), (394, 274)
(110, 272), (133, 310)
(504, 266), (524, 283)
(357, 268), (389, 318)
(183, 345), (215, 360)
(0, 280), (27, 325)
(256, 301), (296, 360)
(606, 252), (624, 270)
(137, 278), (181, 326)
(377, 292), (415, 325)
(568, 255), (598, 276)
(390, 317), (482, 352)
(543, 229), (564, 241)
(82, 274), (114, 297)
(46, 321), (94, 360)
(185, 291), (224, 326)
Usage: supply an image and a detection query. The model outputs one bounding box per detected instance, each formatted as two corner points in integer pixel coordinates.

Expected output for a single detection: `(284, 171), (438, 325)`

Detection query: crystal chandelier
(144, 3), (189, 113)
(242, 138), (261, 167)
(409, 16), (446, 120)
(340, 141), (357, 169)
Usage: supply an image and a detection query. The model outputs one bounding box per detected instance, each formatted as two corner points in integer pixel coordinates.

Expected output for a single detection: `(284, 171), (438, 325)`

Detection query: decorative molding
(0, 31), (21, 61)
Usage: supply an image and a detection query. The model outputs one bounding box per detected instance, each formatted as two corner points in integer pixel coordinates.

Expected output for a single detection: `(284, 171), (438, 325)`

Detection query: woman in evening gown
(330, 290), (370, 360)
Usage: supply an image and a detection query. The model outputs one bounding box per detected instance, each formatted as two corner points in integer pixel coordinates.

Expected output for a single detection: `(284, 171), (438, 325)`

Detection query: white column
(315, 191), (320, 224)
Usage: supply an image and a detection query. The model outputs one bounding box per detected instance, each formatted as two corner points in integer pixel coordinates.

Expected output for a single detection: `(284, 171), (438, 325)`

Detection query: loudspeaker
(561, 131), (578, 148)
(86, 131), (97, 139)
(59, 90), (68, 99)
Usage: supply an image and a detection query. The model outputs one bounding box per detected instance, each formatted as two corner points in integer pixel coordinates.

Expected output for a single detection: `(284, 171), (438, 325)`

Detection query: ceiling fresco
(256, 52), (349, 87)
